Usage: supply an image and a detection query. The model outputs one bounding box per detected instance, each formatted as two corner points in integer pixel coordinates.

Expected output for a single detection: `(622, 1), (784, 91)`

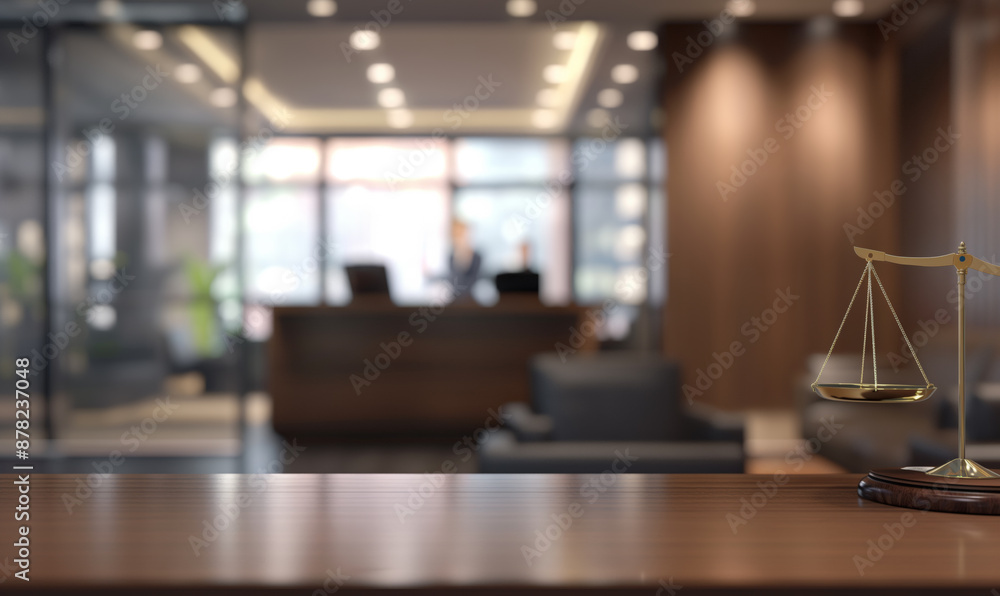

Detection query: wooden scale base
(859, 467), (1000, 515)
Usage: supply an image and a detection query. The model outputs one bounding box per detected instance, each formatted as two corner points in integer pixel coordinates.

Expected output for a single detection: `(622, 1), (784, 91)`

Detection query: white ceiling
(0, 0), (903, 23)
(240, 0), (901, 22)
(247, 22), (656, 135)
(0, 0), (906, 135)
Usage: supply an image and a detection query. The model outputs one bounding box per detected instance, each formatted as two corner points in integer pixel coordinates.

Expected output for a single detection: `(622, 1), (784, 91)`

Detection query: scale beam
(854, 246), (954, 267)
(854, 245), (1000, 277)
(969, 255), (1000, 278)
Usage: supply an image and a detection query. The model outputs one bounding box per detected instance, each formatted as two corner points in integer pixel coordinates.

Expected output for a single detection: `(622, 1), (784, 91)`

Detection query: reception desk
(269, 300), (594, 437)
(4, 473), (1000, 594)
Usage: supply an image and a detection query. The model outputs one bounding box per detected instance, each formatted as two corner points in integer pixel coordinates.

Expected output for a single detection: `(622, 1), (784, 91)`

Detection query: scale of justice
(813, 242), (1000, 515)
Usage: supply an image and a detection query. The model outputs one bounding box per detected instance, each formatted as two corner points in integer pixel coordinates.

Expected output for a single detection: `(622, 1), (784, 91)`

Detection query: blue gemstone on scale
(960, 256), (966, 261)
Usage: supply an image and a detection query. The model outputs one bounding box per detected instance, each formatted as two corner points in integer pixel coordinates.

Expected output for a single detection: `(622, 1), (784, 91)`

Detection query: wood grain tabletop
(1, 473), (1000, 594)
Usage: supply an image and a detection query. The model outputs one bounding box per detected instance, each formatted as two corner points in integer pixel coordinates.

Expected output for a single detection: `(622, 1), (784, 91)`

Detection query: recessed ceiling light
(832, 0), (864, 17)
(506, 0), (536, 17)
(586, 108), (610, 128)
(531, 109), (558, 129)
(387, 109), (414, 129)
(367, 63), (395, 84)
(132, 30), (162, 50)
(377, 87), (405, 108)
(209, 87), (237, 108)
(543, 64), (567, 85)
(611, 64), (639, 84)
(97, 0), (123, 19)
(536, 88), (559, 108)
(726, 0), (756, 17)
(349, 30), (380, 51)
(626, 31), (657, 51)
(597, 88), (624, 109)
(306, 0), (337, 17)
(174, 63), (202, 84)
(553, 31), (577, 50)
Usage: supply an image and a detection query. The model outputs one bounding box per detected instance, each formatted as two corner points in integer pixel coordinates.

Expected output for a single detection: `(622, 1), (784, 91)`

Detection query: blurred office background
(1, 0), (999, 475)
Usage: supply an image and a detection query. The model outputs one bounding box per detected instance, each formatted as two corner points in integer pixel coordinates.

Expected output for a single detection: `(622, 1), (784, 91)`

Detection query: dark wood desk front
(3, 474), (1000, 594)
(269, 301), (593, 437)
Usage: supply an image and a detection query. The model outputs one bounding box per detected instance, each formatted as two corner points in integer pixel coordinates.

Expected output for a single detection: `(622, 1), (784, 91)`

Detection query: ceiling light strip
(177, 25), (240, 84)
(551, 21), (603, 131)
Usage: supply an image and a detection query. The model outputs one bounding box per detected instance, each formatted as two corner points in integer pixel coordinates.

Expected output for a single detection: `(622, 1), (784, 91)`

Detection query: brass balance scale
(813, 243), (1000, 515)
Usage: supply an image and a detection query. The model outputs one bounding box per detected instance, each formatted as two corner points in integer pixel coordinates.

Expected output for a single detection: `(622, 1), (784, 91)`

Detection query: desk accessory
(813, 243), (1000, 514)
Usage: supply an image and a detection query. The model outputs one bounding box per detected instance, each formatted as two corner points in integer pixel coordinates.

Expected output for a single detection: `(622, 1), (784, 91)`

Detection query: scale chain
(814, 264), (870, 386)
(814, 261), (931, 389)
(860, 264), (870, 385)
(870, 264), (877, 389)
(858, 263), (878, 388)
(870, 265), (932, 387)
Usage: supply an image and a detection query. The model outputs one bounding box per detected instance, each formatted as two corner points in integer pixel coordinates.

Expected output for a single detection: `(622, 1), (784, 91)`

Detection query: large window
(573, 137), (650, 305)
(325, 138), (450, 305)
(453, 138), (570, 305)
(238, 135), (661, 335)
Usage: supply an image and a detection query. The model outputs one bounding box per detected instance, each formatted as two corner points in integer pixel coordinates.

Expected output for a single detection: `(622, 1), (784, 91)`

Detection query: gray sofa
(478, 352), (745, 473)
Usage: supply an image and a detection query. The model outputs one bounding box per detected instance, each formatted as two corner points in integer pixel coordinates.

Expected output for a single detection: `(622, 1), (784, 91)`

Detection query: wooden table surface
(2, 473), (1000, 595)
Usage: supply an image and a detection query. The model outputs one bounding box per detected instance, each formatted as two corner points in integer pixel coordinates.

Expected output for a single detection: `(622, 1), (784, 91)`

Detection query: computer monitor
(345, 265), (391, 297)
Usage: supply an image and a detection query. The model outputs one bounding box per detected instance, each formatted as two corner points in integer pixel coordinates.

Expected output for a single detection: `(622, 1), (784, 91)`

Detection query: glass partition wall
(0, 27), (47, 454)
(45, 24), (245, 465)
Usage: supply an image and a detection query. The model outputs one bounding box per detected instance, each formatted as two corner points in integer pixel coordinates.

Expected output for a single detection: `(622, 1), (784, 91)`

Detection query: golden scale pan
(812, 244), (1000, 515)
(811, 245), (937, 405)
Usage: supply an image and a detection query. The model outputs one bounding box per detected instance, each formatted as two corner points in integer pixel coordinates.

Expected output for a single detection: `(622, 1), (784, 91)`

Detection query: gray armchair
(478, 353), (745, 473)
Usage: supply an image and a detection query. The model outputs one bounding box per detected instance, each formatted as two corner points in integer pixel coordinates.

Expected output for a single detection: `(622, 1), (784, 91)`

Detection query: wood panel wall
(661, 23), (902, 409)
(953, 1), (1000, 330)
(894, 5), (958, 341)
